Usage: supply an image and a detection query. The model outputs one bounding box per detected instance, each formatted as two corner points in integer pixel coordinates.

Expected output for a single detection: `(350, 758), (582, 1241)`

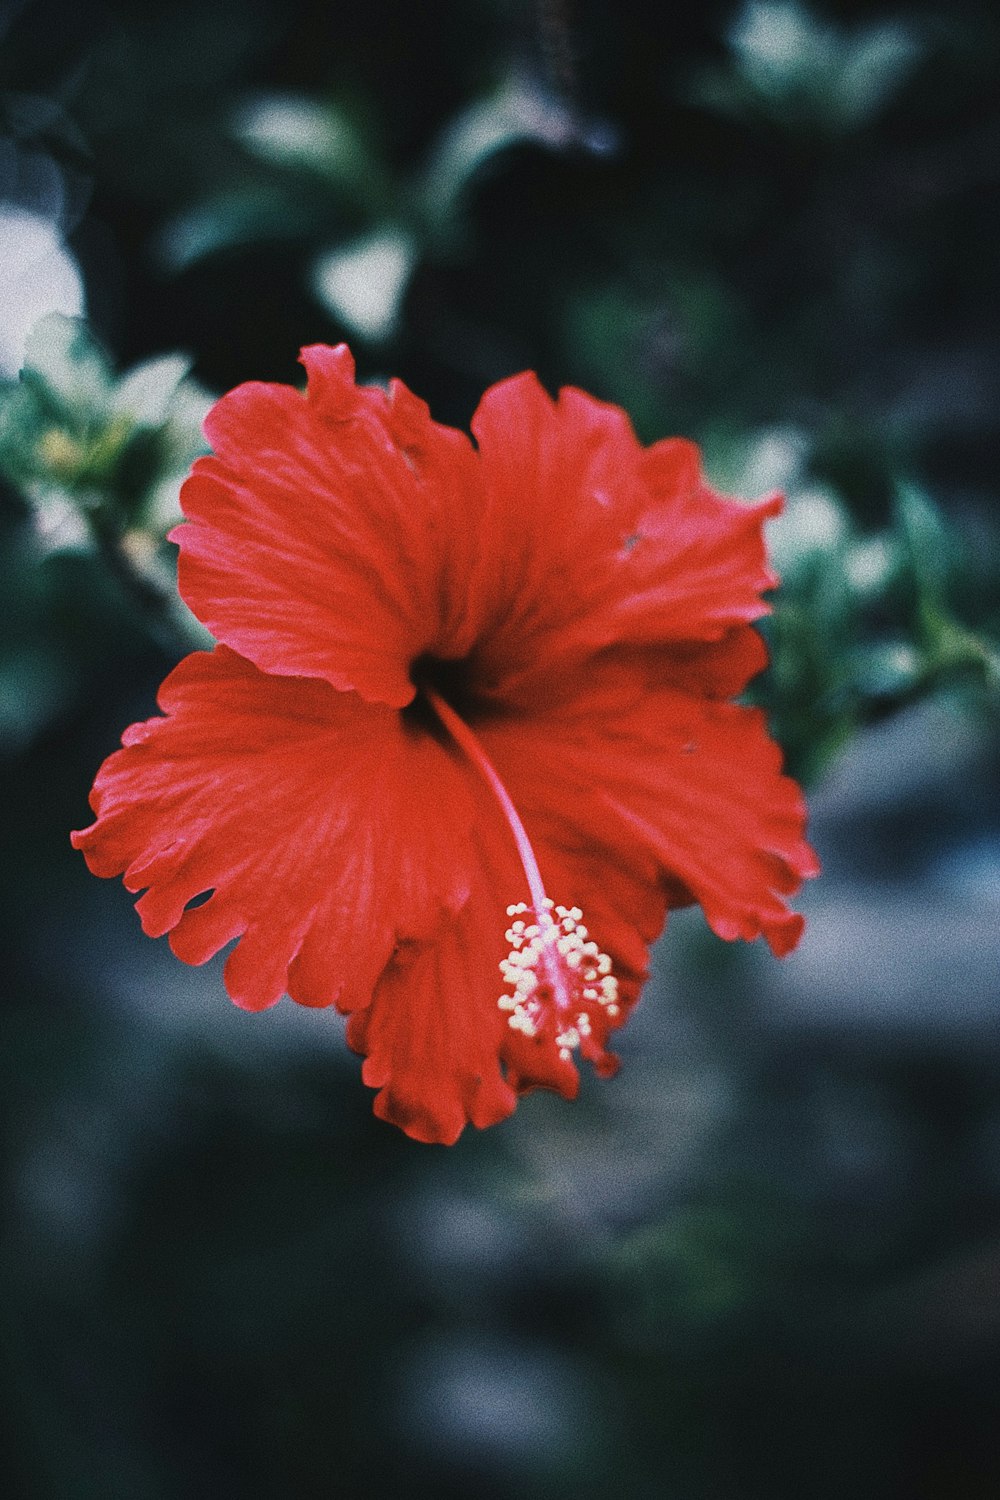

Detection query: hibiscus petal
(466, 376), (783, 709)
(344, 843), (646, 1140)
(346, 892), (519, 1146)
(467, 374), (648, 701)
(613, 438), (782, 643)
(644, 626), (770, 699)
(71, 647), (478, 1014)
(172, 344), (479, 707)
(480, 684), (817, 962)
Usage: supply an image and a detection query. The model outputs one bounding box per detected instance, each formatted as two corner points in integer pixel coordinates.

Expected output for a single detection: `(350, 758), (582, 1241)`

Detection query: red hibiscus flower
(72, 345), (818, 1144)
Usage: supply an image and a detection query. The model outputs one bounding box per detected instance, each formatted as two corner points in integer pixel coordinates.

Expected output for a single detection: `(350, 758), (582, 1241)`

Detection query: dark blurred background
(1, 1), (999, 1495)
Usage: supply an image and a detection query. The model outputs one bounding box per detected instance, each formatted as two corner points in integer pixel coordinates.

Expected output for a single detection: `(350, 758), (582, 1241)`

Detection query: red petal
(649, 626), (771, 699)
(172, 344), (479, 707)
(467, 375), (648, 703)
(479, 681), (817, 962)
(71, 647), (479, 1014)
(615, 439), (783, 642)
(345, 854), (647, 1139)
(346, 887), (519, 1145)
(466, 377), (783, 710)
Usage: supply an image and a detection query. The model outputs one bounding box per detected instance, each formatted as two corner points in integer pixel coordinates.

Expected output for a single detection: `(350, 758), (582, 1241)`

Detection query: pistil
(422, 688), (550, 913)
(423, 687), (620, 1065)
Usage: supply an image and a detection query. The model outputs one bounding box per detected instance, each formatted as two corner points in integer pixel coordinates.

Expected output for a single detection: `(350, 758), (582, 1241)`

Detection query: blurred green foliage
(0, 314), (208, 746)
(0, 314), (207, 539)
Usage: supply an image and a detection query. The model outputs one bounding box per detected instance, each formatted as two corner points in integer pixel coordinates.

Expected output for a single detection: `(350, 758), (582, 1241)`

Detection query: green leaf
(852, 640), (923, 699)
(893, 480), (952, 607)
(766, 485), (849, 583)
(19, 313), (113, 422)
(699, 1), (922, 132)
(156, 186), (326, 271)
(112, 354), (193, 429)
(232, 93), (377, 193)
(421, 72), (583, 233)
(311, 226), (416, 343)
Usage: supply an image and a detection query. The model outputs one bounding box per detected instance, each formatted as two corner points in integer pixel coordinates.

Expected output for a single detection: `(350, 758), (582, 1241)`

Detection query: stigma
(499, 899), (620, 1061)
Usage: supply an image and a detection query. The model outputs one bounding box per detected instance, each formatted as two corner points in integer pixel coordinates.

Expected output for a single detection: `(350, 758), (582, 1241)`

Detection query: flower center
(422, 686), (619, 1066)
(408, 653), (478, 725)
